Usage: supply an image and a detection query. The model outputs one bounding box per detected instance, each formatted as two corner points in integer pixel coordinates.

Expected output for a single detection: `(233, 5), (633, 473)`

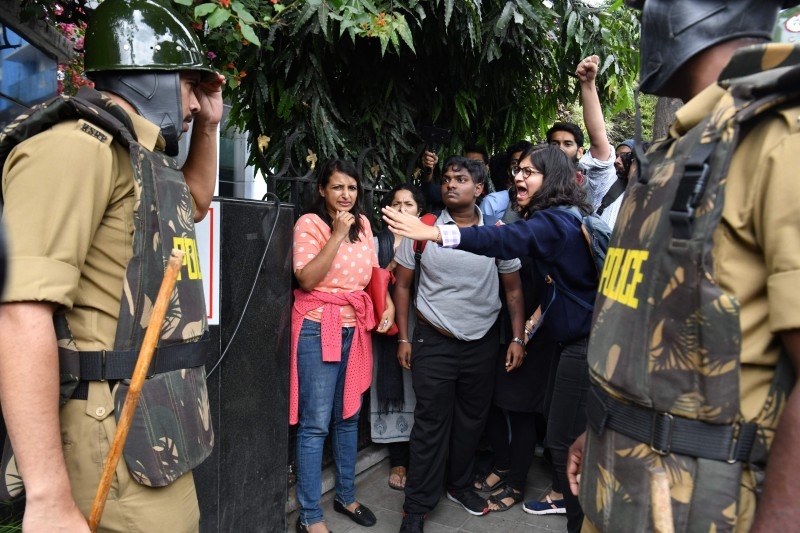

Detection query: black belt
(64, 336), (210, 400)
(415, 310), (455, 339)
(587, 385), (758, 464)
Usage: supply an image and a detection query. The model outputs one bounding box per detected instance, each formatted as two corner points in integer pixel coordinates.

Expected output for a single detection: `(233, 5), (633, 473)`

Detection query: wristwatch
(510, 337), (525, 346)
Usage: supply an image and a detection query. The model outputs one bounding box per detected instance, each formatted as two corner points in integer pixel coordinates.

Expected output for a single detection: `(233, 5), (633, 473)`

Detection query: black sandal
(473, 467), (509, 492)
(489, 485), (523, 512)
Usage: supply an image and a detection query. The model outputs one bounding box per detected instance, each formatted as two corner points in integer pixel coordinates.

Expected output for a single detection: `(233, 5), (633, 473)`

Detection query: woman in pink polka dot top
(290, 158), (395, 532)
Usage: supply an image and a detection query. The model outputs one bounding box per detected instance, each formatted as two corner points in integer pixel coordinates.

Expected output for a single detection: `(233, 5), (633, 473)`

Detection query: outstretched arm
(183, 73), (225, 222)
(577, 56), (611, 162)
(382, 207), (440, 243)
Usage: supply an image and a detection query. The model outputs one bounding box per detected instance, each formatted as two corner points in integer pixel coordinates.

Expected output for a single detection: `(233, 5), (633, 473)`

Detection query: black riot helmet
(83, 0), (215, 156)
(625, 0), (800, 95)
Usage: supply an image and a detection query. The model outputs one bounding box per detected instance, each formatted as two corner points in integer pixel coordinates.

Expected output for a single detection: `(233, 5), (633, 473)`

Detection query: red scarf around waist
(289, 289), (375, 425)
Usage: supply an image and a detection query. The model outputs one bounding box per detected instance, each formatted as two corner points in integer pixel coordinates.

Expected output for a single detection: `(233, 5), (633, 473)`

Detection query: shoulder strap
(670, 57), (800, 240)
(413, 212), (440, 256)
(413, 212), (439, 294)
(555, 206), (598, 272)
(597, 178), (626, 216)
(0, 86), (138, 205)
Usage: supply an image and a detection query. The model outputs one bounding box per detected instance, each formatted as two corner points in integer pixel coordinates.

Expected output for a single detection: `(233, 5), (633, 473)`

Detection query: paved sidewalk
(287, 453), (568, 533)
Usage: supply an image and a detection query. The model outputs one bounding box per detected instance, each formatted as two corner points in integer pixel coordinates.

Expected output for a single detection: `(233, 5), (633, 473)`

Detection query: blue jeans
(296, 319), (360, 526)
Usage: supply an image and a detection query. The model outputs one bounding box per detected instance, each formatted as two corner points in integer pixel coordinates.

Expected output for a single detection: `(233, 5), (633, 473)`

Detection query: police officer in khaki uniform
(0, 0), (223, 530)
(567, 1), (800, 532)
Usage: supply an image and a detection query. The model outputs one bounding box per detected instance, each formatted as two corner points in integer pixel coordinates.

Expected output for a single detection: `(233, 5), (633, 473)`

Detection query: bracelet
(435, 226), (442, 245)
(397, 339), (411, 344)
(510, 337), (525, 346)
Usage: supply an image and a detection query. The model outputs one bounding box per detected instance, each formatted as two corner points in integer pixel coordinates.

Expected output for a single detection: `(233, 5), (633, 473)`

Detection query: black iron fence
(255, 133), (423, 231)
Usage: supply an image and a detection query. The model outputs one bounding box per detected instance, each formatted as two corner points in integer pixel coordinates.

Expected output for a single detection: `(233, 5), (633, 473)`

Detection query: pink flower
(207, 51), (217, 60)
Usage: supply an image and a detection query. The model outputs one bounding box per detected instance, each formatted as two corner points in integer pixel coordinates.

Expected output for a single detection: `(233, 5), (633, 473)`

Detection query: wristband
(397, 339), (411, 344)
(510, 337), (525, 346)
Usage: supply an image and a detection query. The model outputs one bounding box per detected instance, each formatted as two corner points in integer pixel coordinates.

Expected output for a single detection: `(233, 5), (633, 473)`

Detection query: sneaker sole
(522, 504), (567, 515)
(446, 492), (489, 516)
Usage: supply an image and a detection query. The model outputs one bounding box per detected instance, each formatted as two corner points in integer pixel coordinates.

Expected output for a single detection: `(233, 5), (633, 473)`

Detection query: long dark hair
(513, 145), (591, 219)
(308, 158), (367, 242)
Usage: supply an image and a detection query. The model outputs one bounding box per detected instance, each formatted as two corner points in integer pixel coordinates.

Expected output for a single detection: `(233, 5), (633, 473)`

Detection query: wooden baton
(649, 466), (675, 533)
(88, 249), (185, 532)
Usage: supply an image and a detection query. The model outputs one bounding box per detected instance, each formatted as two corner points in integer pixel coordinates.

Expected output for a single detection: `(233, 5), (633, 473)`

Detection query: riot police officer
(0, 0), (223, 530)
(568, 1), (800, 532)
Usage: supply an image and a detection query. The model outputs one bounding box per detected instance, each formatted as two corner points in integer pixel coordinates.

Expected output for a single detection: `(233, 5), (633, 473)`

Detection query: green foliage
(177, 0), (640, 186)
(608, 92), (656, 144)
(0, 498), (23, 531)
(559, 91), (656, 147)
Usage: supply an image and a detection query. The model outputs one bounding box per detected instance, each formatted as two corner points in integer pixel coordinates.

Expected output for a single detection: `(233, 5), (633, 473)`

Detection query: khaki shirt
(672, 85), (800, 422)
(2, 111), (161, 350)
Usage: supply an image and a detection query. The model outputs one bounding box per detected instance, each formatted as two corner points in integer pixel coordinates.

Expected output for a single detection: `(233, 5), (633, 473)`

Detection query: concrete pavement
(287, 453), (568, 532)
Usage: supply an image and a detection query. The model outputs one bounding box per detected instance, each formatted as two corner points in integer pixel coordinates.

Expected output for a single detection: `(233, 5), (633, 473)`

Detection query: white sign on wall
(195, 201), (221, 325)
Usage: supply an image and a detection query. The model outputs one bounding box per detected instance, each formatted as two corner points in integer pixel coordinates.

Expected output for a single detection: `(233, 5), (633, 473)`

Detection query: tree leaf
(318, 1), (330, 39)
(231, 1), (256, 23)
(600, 53), (614, 75)
(240, 23), (261, 46)
(395, 14), (416, 54)
(444, 0), (454, 28)
(495, 2), (513, 36)
(194, 3), (217, 17)
(207, 7), (231, 29)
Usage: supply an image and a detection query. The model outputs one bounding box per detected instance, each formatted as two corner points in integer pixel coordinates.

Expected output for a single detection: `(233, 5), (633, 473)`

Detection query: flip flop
(388, 466), (407, 491)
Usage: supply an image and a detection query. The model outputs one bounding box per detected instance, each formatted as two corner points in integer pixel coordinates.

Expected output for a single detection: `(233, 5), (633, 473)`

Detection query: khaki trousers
(61, 381), (200, 533)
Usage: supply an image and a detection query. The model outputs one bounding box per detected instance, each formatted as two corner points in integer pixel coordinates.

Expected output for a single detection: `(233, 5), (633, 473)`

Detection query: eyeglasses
(512, 166), (543, 179)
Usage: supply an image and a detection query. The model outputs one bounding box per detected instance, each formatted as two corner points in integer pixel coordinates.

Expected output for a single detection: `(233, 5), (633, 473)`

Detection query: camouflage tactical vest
(582, 44), (800, 532)
(0, 87), (213, 498)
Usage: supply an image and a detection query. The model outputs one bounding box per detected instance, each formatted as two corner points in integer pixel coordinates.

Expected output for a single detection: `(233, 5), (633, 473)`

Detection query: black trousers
(388, 441), (409, 468)
(403, 322), (498, 514)
(486, 407), (538, 492)
(546, 337), (590, 533)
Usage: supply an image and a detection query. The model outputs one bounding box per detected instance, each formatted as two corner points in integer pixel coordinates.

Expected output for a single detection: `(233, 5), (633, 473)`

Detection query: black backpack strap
(597, 178), (626, 216)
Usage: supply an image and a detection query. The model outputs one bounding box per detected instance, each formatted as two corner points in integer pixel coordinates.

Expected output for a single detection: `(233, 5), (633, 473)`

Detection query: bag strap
(413, 212), (439, 294)
(597, 178), (626, 216)
(556, 206), (598, 273)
